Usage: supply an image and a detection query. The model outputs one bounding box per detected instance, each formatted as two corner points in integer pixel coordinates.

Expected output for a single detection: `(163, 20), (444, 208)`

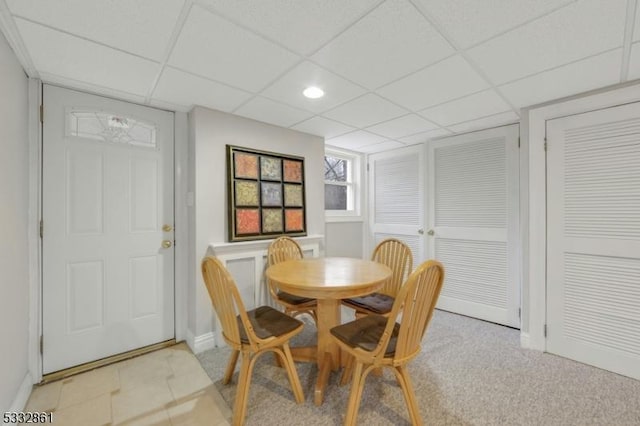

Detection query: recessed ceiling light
(303, 86), (324, 99)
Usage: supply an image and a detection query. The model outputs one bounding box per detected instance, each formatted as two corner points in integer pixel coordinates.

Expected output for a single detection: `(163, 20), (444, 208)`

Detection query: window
(66, 108), (157, 149)
(324, 148), (361, 220)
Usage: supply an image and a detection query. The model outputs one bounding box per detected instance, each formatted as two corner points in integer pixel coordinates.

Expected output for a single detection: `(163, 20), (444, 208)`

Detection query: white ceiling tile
(168, 4), (300, 92)
(628, 43), (640, 80)
(322, 94), (407, 128)
(500, 49), (622, 109)
(195, 0), (380, 55)
(414, 0), (573, 49)
(377, 55), (488, 111)
(467, 0), (627, 85)
(291, 116), (355, 139)
(366, 114), (438, 138)
(399, 128), (452, 144)
(152, 67), (252, 112)
(234, 97), (314, 128)
(261, 61), (366, 113)
(312, 0), (453, 89)
(38, 72), (147, 105)
(420, 90), (511, 126)
(448, 111), (519, 134)
(325, 130), (388, 151)
(358, 140), (406, 153)
(16, 19), (159, 96)
(7, 0), (184, 61)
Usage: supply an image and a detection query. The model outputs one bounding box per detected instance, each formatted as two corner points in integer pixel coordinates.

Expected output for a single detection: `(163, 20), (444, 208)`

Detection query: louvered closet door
(428, 125), (519, 327)
(369, 144), (425, 263)
(547, 103), (640, 380)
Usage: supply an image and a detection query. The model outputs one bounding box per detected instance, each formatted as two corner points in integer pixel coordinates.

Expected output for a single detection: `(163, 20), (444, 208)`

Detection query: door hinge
(39, 105), (43, 123)
(544, 324), (547, 337)
(518, 137), (521, 148)
(366, 163), (370, 172)
(39, 220), (43, 239)
(39, 335), (43, 355)
(518, 307), (521, 319)
(544, 137), (547, 152)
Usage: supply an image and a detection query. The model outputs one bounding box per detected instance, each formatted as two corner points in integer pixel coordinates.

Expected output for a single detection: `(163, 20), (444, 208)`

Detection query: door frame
(523, 79), (640, 352)
(27, 80), (189, 382)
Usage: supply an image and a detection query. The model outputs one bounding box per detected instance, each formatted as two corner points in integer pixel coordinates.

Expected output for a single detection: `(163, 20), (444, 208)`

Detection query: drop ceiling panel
(366, 114), (438, 138)
(500, 49), (622, 109)
(414, 0), (573, 49)
(448, 111), (519, 134)
(420, 90), (511, 126)
(168, 4), (300, 93)
(358, 140), (406, 153)
(7, 0), (184, 61)
(291, 116), (355, 139)
(400, 128), (452, 144)
(377, 55), (488, 111)
(152, 67), (252, 112)
(467, 0), (627, 85)
(195, 0), (380, 55)
(234, 97), (313, 128)
(628, 43), (640, 80)
(16, 19), (159, 96)
(312, 0), (453, 89)
(261, 61), (366, 113)
(326, 130), (388, 150)
(323, 94), (407, 128)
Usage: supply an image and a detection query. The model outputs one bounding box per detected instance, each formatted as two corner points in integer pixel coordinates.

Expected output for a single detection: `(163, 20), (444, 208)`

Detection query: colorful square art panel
(284, 184), (303, 207)
(261, 182), (282, 206)
(227, 145), (306, 241)
(283, 159), (303, 183)
(235, 181), (259, 206)
(235, 209), (260, 235)
(260, 157), (282, 181)
(262, 209), (283, 233)
(285, 209), (304, 232)
(234, 152), (259, 179)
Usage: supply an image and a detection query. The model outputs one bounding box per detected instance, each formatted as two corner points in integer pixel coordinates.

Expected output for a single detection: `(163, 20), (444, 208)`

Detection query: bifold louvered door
(428, 125), (520, 327)
(369, 144), (425, 263)
(546, 103), (640, 380)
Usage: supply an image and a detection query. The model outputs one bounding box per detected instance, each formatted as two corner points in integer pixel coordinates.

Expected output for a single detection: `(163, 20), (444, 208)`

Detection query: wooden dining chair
(331, 259), (445, 426)
(201, 256), (305, 426)
(267, 236), (318, 323)
(342, 238), (413, 318)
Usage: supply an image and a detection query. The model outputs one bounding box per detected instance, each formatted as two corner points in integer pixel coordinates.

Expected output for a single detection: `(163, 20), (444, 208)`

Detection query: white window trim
(325, 146), (363, 222)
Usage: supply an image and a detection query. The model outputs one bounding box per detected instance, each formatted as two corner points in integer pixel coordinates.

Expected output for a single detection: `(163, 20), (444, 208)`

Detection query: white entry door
(546, 103), (640, 380)
(428, 125), (520, 327)
(368, 144), (426, 263)
(42, 85), (175, 374)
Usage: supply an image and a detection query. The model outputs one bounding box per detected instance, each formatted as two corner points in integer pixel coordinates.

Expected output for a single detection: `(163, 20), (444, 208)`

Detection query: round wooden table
(266, 257), (392, 405)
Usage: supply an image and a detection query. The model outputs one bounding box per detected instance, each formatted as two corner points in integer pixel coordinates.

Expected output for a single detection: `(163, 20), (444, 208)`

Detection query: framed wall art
(227, 145), (307, 242)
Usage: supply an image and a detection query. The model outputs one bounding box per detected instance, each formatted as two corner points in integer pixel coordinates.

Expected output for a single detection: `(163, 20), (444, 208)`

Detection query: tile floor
(24, 343), (231, 426)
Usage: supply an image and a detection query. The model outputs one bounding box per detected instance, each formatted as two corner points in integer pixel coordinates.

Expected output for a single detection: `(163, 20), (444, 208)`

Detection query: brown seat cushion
(277, 291), (315, 306)
(343, 292), (394, 314)
(330, 314), (400, 357)
(237, 306), (303, 343)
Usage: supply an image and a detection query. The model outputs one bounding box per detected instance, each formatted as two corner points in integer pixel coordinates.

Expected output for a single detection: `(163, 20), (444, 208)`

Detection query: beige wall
(325, 222), (364, 258)
(0, 31), (30, 411)
(189, 106), (325, 338)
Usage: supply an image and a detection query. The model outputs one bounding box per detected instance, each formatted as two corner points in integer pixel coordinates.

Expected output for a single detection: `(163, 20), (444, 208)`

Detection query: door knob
(418, 229), (424, 235)
(427, 229), (435, 236)
(162, 240), (173, 249)
(162, 224), (173, 232)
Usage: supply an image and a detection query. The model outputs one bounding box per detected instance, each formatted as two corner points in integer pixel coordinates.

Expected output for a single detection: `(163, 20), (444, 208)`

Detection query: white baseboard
(10, 372), (33, 411)
(186, 330), (216, 354)
(520, 332), (531, 349)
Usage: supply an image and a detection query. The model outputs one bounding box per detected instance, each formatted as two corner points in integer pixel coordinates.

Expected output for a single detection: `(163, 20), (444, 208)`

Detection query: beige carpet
(197, 310), (640, 425)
